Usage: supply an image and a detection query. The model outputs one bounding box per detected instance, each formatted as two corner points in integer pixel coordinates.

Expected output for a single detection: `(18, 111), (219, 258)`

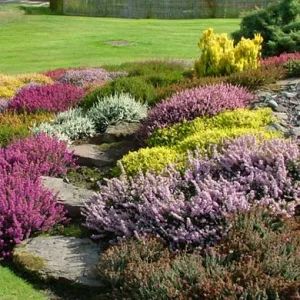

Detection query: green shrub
(232, 0), (300, 56)
(284, 59), (300, 77)
(82, 61), (187, 110)
(98, 209), (300, 300)
(226, 65), (287, 90)
(0, 125), (29, 146)
(119, 109), (280, 175)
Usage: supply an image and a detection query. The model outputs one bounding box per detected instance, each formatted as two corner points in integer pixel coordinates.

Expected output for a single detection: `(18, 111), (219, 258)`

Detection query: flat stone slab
(13, 236), (102, 288)
(102, 122), (140, 143)
(71, 141), (135, 168)
(41, 177), (94, 218)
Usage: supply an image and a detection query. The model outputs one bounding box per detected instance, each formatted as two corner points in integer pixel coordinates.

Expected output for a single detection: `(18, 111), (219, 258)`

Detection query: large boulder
(13, 236), (102, 288)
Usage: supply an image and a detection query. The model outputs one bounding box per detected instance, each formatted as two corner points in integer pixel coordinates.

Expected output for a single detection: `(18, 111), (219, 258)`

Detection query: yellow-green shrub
(0, 73), (53, 99)
(195, 28), (263, 77)
(119, 109), (281, 175)
(119, 147), (181, 176)
(149, 109), (275, 147)
(0, 112), (54, 146)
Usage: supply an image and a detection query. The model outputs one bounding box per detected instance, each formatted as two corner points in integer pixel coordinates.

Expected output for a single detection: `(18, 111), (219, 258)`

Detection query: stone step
(13, 236), (102, 288)
(71, 141), (136, 168)
(41, 176), (95, 218)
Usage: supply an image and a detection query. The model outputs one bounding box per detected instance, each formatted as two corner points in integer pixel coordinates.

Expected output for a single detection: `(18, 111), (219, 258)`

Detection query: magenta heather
(261, 52), (300, 66)
(140, 84), (254, 138)
(0, 134), (76, 257)
(83, 136), (299, 250)
(9, 83), (84, 113)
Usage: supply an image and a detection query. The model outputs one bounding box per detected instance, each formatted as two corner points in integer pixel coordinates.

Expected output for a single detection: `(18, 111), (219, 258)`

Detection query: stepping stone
(13, 236), (102, 288)
(41, 176), (94, 218)
(71, 141), (136, 168)
(102, 122), (140, 143)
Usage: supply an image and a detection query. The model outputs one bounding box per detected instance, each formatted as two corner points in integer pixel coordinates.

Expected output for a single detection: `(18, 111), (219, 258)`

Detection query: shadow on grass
(19, 4), (61, 15)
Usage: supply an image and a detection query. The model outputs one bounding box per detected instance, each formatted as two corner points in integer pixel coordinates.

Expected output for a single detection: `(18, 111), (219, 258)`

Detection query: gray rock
(13, 236), (102, 288)
(274, 104), (288, 113)
(102, 122), (140, 143)
(267, 100), (278, 110)
(41, 177), (94, 218)
(71, 141), (135, 168)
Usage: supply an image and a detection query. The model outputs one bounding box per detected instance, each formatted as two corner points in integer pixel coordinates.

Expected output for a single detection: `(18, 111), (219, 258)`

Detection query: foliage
(9, 83), (84, 113)
(195, 28), (263, 77)
(87, 93), (147, 132)
(58, 68), (125, 87)
(82, 61), (186, 109)
(122, 109), (279, 175)
(284, 59), (300, 77)
(98, 210), (300, 300)
(262, 52), (300, 66)
(232, 0), (300, 56)
(118, 147), (181, 176)
(0, 73), (52, 99)
(32, 108), (96, 142)
(84, 136), (299, 251)
(226, 64), (286, 90)
(0, 112), (54, 146)
(140, 83), (254, 138)
(148, 109), (275, 147)
(43, 68), (69, 80)
(0, 134), (76, 257)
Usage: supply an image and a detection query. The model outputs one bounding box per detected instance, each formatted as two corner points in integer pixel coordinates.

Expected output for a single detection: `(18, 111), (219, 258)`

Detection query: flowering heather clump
(84, 136), (299, 249)
(140, 83), (254, 137)
(1, 134), (76, 177)
(9, 83), (84, 113)
(0, 134), (76, 257)
(59, 68), (125, 87)
(0, 98), (9, 112)
(261, 52), (300, 66)
(0, 176), (65, 258)
(43, 68), (69, 81)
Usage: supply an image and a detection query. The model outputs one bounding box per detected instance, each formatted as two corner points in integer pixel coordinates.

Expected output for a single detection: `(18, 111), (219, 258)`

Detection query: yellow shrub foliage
(195, 28), (263, 77)
(0, 73), (53, 99)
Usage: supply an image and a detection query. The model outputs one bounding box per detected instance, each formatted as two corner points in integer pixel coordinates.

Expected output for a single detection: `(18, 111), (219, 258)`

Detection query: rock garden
(1, 0), (300, 299)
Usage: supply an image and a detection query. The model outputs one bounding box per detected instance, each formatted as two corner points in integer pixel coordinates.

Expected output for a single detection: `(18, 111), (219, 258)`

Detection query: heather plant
(284, 59), (300, 77)
(0, 134), (76, 257)
(0, 98), (9, 113)
(9, 83), (84, 113)
(87, 93), (148, 132)
(195, 28), (263, 77)
(0, 112), (54, 146)
(232, 0), (300, 56)
(32, 108), (96, 142)
(43, 68), (69, 81)
(0, 73), (53, 99)
(122, 109), (279, 175)
(226, 64), (287, 90)
(140, 83), (254, 138)
(148, 108), (275, 147)
(262, 52), (300, 66)
(0, 176), (65, 258)
(58, 68), (125, 87)
(98, 210), (300, 300)
(84, 136), (299, 250)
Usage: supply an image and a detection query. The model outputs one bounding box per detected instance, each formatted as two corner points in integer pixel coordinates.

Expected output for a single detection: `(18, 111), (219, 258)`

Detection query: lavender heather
(140, 83), (254, 138)
(59, 68), (126, 87)
(83, 136), (299, 250)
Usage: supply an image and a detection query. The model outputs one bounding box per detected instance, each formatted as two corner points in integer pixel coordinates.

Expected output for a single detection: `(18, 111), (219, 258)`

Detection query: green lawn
(0, 4), (240, 74)
(0, 266), (46, 300)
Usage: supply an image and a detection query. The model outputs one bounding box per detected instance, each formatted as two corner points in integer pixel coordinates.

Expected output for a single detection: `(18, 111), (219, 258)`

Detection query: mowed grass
(0, 265), (46, 300)
(0, 4), (240, 74)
